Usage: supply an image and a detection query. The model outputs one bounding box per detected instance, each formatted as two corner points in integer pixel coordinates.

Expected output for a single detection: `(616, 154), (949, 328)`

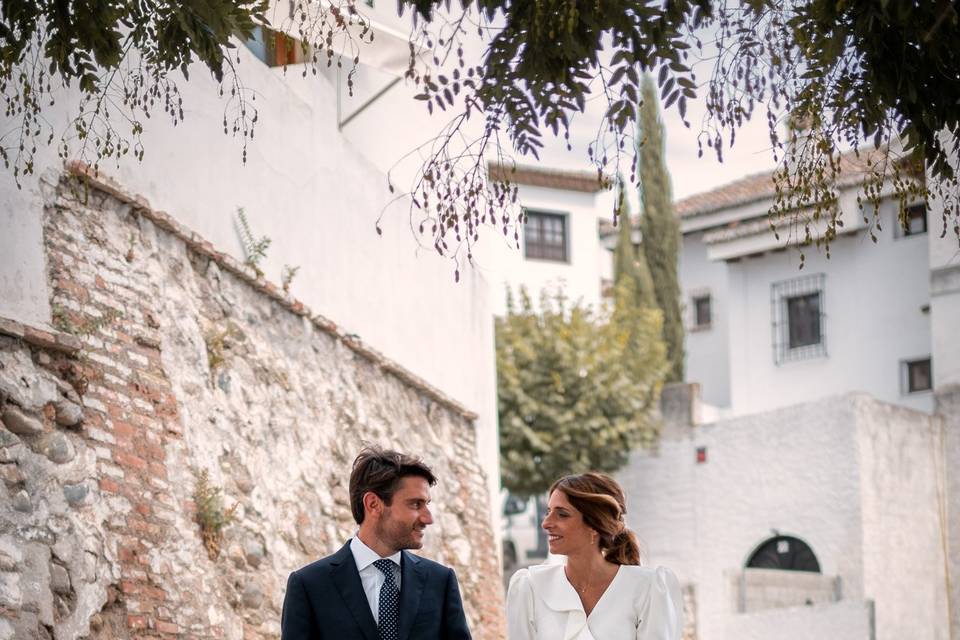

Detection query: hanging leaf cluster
(2, 0), (959, 267)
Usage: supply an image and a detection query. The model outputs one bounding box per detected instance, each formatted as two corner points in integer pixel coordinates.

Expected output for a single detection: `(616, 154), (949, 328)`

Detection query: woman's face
(542, 489), (596, 556)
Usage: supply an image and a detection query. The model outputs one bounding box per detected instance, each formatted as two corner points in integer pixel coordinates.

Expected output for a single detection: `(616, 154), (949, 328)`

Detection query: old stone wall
(0, 167), (506, 639)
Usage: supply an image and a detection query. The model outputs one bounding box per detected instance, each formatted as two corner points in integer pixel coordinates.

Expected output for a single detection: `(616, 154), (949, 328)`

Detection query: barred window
(524, 211), (568, 262)
(772, 274), (827, 364)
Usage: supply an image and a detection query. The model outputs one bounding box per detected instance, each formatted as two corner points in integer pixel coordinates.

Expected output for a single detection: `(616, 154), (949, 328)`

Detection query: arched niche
(745, 535), (821, 573)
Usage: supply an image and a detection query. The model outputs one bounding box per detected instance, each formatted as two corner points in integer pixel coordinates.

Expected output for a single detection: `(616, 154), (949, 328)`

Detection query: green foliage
(193, 468), (238, 560)
(637, 76), (684, 383)
(235, 207), (270, 277)
(204, 323), (242, 378)
(0, 0), (371, 184)
(612, 180), (656, 310)
(706, 0), (960, 253)
(281, 264), (300, 294)
(2, 0), (958, 266)
(51, 303), (123, 337)
(496, 287), (666, 497)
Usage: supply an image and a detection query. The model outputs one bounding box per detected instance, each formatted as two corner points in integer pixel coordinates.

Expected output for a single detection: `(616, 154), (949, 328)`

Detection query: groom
(281, 446), (472, 640)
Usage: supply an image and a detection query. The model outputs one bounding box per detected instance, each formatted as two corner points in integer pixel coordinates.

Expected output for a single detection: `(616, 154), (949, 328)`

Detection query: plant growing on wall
(281, 264), (300, 294)
(496, 287), (667, 497)
(193, 468), (238, 560)
(235, 207), (271, 278)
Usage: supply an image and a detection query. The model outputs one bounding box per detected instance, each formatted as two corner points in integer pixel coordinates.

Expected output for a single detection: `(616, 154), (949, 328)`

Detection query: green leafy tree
(496, 287), (666, 497)
(638, 76), (684, 383)
(2, 0), (958, 265)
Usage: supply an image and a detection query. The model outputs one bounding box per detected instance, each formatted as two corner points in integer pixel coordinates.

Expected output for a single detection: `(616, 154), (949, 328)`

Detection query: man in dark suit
(281, 446), (472, 640)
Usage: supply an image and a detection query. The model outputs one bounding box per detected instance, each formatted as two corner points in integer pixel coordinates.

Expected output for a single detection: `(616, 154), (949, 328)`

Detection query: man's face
(375, 476), (434, 552)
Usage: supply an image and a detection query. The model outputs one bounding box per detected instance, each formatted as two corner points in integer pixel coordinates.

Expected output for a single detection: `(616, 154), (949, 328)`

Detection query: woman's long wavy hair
(549, 472), (642, 565)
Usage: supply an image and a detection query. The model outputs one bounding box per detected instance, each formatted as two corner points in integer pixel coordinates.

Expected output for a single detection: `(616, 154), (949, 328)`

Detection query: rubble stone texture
(0, 174), (506, 639)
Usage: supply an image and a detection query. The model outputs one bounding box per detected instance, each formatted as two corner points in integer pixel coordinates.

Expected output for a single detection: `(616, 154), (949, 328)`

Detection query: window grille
(771, 274), (827, 364)
(523, 211), (568, 262)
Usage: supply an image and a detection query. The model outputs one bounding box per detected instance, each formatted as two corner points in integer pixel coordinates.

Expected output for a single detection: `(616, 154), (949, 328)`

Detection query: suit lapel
(330, 541), (379, 640)
(397, 551), (426, 640)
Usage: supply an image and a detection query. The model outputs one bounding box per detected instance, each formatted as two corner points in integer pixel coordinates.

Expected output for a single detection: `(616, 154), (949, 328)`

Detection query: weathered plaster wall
(937, 385), (960, 640)
(722, 600), (874, 640)
(0, 171), (505, 639)
(856, 396), (950, 640)
(617, 389), (951, 640)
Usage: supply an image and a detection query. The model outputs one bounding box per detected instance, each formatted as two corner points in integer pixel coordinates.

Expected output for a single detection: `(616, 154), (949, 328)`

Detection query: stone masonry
(0, 165), (506, 639)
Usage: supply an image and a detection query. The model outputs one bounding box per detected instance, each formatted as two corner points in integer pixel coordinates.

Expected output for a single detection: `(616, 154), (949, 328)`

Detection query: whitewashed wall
(927, 152), (960, 390)
(616, 392), (949, 640)
(722, 600), (874, 640)
(679, 232), (731, 407)
(0, 38), (502, 522)
(856, 398), (951, 639)
(477, 183), (615, 316)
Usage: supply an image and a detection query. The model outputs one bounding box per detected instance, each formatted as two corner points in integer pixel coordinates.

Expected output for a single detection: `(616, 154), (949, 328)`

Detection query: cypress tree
(612, 181), (657, 311)
(638, 75), (685, 382)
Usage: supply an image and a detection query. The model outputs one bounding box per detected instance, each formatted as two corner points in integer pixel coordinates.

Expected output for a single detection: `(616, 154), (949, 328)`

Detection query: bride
(506, 473), (684, 640)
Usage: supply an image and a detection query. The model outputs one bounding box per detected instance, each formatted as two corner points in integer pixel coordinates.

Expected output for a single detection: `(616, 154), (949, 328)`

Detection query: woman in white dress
(506, 472), (684, 640)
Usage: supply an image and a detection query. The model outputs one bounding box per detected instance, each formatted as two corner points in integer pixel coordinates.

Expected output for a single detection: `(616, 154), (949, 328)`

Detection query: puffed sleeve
(636, 567), (684, 640)
(505, 568), (537, 640)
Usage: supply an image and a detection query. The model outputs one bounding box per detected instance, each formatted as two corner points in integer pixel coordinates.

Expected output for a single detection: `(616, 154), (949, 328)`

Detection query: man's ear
(362, 491), (382, 519)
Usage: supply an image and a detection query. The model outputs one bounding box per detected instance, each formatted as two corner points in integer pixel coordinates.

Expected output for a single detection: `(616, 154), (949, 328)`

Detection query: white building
(673, 156), (948, 416)
(0, 9), (504, 523)
(490, 154), (960, 637)
(615, 154), (960, 639)
(617, 385), (952, 640)
(477, 165), (615, 315)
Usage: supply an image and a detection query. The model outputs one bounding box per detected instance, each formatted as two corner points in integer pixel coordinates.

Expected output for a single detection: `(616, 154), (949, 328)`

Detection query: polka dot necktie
(374, 559), (400, 640)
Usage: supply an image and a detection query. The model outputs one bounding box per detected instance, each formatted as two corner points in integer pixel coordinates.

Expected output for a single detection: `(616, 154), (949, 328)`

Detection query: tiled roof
(675, 148), (882, 219)
(487, 163), (606, 193)
(675, 169), (778, 218)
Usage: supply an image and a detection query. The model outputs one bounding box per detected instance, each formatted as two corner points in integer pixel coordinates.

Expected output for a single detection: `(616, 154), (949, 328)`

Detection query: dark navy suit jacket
(281, 541), (472, 640)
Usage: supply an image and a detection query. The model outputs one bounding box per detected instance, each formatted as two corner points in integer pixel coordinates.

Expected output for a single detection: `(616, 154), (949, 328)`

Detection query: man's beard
(377, 513), (425, 552)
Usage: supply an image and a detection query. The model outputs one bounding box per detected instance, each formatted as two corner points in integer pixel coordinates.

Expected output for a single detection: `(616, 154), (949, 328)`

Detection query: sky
(531, 65), (779, 202)
(340, 4), (782, 204)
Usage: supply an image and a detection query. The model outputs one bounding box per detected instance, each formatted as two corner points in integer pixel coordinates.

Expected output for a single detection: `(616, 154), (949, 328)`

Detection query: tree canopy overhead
(2, 0), (958, 269)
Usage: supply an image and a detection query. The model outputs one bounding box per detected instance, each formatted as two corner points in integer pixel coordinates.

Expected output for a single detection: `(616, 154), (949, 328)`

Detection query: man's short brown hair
(349, 446), (437, 524)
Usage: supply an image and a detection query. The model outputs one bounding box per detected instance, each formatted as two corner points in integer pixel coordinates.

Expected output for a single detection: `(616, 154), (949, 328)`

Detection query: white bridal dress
(506, 564), (684, 640)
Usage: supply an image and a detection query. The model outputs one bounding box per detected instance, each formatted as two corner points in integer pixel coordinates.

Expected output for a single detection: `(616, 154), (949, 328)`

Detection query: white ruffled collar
(527, 564), (583, 613)
(526, 563), (625, 640)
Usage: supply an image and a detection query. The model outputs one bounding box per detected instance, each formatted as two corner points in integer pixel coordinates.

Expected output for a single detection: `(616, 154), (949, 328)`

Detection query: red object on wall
(696, 446), (707, 464)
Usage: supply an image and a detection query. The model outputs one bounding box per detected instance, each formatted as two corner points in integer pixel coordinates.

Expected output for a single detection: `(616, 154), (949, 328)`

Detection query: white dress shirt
(506, 563), (684, 640)
(350, 536), (402, 624)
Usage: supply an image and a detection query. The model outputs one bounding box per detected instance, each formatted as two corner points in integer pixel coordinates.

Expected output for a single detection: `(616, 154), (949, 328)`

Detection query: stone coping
(64, 161), (479, 421)
(0, 315), (83, 355)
